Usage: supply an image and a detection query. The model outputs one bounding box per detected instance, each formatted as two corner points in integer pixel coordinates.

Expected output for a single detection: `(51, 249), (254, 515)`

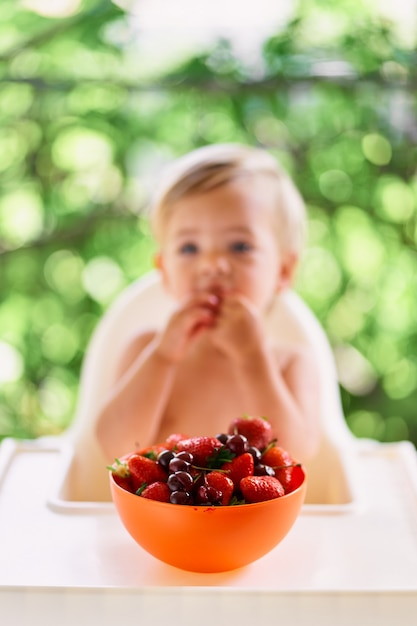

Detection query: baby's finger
(172, 303), (216, 334)
(179, 293), (221, 317)
(217, 293), (252, 315)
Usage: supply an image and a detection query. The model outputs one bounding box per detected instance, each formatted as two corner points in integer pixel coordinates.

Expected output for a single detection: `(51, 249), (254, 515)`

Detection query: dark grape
(215, 433), (229, 445)
(226, 434), (248, 456)
(195, 485), (210, 504)
(168, 457), (191, 473)
(206, 486), (222, 503)
(157, 450), (176, 471)
(195, 485), (222, 505)
(176, 451), (194, 464)
(170, 490), (192, 505)
(167, 471), (194, 492)
(248, 446), (262, 464)
(254, 464), (275, 476)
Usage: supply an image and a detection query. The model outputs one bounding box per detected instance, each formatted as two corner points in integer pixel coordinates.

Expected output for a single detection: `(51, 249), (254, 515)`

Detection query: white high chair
(64, 271), (356, 504)
(3, 273), (417, 621)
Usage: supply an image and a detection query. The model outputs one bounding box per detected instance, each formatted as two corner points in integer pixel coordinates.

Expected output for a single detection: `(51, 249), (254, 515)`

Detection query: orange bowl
(110, 467), (306, 573)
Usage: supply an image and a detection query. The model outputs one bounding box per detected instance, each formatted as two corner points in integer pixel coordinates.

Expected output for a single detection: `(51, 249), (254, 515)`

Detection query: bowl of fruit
(109, 417), (307, 573)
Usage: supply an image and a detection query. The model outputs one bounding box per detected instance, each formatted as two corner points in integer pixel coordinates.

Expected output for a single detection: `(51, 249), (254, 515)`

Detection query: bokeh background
(1, 0), (416, 447)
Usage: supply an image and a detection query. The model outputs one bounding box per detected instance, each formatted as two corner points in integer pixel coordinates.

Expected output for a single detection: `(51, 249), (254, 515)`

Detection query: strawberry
(240, 475), (285, 503)
(228, 416), (272, 451)
(221, 452), (254, 491)
(205, 471), (234, 506)
(283, 464), (305, 494)
(261, 445), (296, 492)
(261, 443), (293, 467)
(176, 436), (224, 466)
(127, 454), (168, 492)
(136, 443), (167, 460)
(108, 458), (134, 493)
(164, 432), (190, 450)
(140, 481), (171, 502)
(112, 473), (134, 493)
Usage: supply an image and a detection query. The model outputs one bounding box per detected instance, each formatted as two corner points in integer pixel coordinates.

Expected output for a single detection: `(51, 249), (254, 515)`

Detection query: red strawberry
(176, 436), (223, 466)
(228, 416), (272, 451)
(261, 445), (295, 492)
(262, 444), (293, 467)
(240, 475), (285, 503)
(127, 454), (168, 492)
(108, 458), (134, 493)
(221, 452), (254, 490)
(205, 471), (234, 506)
(140, 481), (171, 502)
(136, 443), (167, 460)
(112, 473), (134, 493)
(283, 464), (305, 494)
(164, 432), (190, 450)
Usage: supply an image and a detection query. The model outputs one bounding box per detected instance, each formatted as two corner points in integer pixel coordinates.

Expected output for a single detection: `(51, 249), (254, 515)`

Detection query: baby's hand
(208, 293), (265, 361)
(155, 293), (220, 363)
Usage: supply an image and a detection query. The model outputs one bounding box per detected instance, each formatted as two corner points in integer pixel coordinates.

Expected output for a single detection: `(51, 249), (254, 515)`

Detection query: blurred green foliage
(0, 0), (416, 445)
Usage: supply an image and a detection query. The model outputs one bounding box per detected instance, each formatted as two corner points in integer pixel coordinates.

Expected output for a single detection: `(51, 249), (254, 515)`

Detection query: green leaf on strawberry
(206, 446), (235, 469)
(229, 495), (246, 506)
(135, 483), (148, 496)
(107, 458), (130, 477)
(143, 450), (158, 460)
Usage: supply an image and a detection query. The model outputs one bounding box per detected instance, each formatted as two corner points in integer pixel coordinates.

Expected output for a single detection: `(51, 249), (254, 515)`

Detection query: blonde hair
(149, 143), (307, 255)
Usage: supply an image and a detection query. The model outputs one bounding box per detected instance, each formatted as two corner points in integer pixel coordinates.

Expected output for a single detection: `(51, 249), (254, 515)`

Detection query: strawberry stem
(192, 464), (231, 473)
(135, 483), (148, 496)
(261, 439), (278, 456)
(107, 458), (130, 477)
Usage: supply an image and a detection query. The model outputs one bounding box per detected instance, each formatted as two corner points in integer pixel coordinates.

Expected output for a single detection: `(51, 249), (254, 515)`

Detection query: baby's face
(157, 177), (294, 312)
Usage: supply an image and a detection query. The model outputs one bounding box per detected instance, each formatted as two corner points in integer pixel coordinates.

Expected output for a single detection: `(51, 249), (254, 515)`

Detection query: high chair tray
(1, 437), (417, 625)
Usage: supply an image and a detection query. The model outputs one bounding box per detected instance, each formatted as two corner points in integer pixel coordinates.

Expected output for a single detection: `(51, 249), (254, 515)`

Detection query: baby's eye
(179, 242), (198, 255)
(229, 241), (253, 253)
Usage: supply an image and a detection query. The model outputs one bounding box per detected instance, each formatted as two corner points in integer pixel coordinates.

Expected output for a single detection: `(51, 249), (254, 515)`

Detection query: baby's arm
(95, 293), (218, 460)
(233, 346), (320, 461)
(209, 294), (320, 461)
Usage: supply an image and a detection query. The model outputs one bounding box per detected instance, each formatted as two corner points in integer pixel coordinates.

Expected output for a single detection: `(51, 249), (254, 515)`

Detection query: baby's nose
(199, 251), (230, 274)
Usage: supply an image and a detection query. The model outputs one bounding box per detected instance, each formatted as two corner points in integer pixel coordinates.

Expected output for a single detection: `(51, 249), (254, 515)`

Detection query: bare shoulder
(116, 330), (157, 378)
(272, 343), (321, 415)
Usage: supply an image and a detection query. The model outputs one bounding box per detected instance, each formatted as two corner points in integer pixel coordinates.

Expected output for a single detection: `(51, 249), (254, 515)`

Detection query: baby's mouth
(207, 285), (225, 299)
(197, 281), (229, 299)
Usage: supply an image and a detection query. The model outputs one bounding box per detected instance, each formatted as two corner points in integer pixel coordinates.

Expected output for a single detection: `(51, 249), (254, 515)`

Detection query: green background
(1, 0), (416, 447)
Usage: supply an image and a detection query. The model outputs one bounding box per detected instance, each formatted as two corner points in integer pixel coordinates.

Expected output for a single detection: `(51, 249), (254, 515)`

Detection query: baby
(96, 144), (320, 463)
